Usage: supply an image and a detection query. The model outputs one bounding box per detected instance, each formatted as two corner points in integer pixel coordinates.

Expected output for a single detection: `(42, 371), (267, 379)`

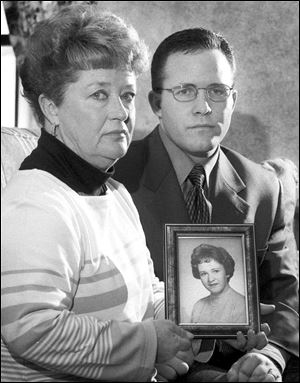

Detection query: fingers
(156, 364), (177, 381)
(176, 348), (195, 366)
(260, 303), (275, 316)
(173, 324), (194, 341)
(254, 331), (268, 350)
(156, 357), (190, 382)
(230, 353), (259, 381)
(166, 357), (190, 375)
(246, 329), (259, 351)
(248, 365), (278, 382)
(172, 325), (194, 352)
(235, 331), (247, 351)
(228, 353), (282, 383)
(154, 320), (193, 363)
(176, 335), (192, 352)
(233, 326), (269, 352)
(260, 323), (271, 336)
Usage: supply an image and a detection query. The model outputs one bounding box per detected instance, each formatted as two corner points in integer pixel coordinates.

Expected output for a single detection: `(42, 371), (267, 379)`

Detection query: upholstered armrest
(1, 126), (39, 190)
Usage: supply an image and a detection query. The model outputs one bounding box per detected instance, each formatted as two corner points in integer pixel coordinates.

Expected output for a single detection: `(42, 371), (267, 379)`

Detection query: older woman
(1, 4), (194, 382)
(191, 244), (246, 324)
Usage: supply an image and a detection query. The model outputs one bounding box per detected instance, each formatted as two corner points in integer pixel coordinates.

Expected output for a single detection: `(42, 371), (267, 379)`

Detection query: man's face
(151, 49), (237, 160)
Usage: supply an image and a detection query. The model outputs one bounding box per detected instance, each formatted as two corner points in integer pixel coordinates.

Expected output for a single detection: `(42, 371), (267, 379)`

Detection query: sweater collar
(20, 128), (113, 195)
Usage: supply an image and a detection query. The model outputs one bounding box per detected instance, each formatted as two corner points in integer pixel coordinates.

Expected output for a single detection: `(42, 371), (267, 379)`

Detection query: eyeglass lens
(173, 84), (231, 102)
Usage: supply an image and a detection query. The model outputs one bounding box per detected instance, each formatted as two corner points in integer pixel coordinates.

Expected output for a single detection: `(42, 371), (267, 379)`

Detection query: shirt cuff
(252, 343), (290, 373)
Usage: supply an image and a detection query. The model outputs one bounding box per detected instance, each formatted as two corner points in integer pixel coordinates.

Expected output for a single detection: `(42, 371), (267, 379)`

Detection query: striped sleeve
(147, 255), (165, 320)
(1, 186), (157, 381)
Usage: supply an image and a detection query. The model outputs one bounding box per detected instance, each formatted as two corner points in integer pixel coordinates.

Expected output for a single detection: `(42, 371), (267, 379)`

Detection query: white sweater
(1, 170), (164, 382)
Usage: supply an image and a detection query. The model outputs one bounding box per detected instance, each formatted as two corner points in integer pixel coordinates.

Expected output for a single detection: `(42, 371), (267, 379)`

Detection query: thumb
(227, 364), (238, 382)
(260, 303), (275, 315)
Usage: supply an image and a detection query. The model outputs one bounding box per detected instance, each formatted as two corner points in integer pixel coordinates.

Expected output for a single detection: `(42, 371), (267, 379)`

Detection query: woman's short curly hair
(191, 243), (235, 281)
(19, 4), (149, 125)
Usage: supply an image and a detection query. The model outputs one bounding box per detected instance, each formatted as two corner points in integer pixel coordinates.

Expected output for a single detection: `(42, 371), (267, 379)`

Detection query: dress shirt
(158, 125), (220, 217)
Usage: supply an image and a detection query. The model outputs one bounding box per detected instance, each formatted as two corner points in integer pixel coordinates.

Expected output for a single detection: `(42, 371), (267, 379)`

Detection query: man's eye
(91, 90), (108, 101)
(121, 92), (136, 103)
(177, 87), (194, 96)
(210, 87), (225, 96)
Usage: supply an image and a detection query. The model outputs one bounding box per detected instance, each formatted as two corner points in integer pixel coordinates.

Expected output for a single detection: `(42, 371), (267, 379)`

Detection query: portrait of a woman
(190, 243), (247, 324)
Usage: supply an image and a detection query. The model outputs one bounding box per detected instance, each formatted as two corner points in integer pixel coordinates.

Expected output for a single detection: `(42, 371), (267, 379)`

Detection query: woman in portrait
(190, 243), (247, 324)
(1, 4), (195, 382)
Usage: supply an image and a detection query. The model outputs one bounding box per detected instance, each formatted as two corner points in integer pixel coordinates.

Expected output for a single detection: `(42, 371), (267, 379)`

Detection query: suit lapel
(141, 128), (190, 224)
(139, 131), (249, 225)
(211, 149), (250, 223)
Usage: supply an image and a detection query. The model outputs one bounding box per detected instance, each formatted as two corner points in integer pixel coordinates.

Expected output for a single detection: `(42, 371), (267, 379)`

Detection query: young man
(115, 28), (298, 381)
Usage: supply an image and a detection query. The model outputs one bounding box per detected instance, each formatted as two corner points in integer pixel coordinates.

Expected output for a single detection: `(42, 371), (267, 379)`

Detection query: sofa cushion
(1, 126), (39, 191)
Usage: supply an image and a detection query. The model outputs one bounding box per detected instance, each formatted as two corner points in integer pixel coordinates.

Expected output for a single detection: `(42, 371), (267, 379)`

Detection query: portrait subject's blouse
(191, 286), (247, 324)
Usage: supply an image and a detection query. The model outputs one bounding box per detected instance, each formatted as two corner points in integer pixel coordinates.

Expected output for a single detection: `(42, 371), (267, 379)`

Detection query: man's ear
(231, 89), (238, 111)
(148, 90), (162, 118)
(38, 94), (59, 125)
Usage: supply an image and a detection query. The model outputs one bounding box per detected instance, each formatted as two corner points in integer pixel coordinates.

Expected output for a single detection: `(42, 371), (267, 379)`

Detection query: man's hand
(227, 353), (282, 382)
(225, 323), (270, 352)
(153, 320), (194, 363)
(225, 303), (274, 352)
(260, 303), (275, 316)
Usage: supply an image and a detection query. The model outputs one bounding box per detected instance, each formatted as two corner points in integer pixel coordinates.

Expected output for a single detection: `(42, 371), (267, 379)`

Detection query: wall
(95, 1), (299, 168)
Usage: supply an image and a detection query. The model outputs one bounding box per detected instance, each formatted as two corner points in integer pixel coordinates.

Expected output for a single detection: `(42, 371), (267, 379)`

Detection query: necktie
(186, 165), (215, 361)
(186, 164), (210, 224)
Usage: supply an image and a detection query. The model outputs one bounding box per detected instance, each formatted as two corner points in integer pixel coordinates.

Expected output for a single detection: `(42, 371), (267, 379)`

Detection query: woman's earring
(53, 124), (59, 137)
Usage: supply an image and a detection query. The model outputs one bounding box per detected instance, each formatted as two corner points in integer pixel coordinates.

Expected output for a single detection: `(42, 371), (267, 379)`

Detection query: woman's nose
(109, 96), (129, 121)
(207, 273), (214, 282)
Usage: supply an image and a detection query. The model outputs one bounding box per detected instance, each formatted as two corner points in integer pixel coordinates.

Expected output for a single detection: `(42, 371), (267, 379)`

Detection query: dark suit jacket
(115, 126), (299, 358)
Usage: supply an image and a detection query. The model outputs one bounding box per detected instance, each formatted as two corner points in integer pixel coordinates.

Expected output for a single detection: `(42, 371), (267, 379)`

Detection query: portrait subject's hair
(20, 4), (149, 125)
(191, 243), (235, 281)
(151, 27), (236, 90)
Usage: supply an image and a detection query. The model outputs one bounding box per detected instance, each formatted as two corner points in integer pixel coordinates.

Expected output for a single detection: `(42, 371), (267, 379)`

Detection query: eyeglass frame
(153, 83), (234, 103)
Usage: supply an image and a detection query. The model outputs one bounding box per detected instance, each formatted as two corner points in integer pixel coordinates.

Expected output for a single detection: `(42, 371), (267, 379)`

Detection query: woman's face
(54, 68), (137, 171)
(197, 258), (229, 295)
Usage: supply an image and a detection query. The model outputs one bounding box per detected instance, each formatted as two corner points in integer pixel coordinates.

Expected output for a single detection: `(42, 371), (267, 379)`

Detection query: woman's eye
(91, 90), (108, 101)
(121, 92), (136, 103)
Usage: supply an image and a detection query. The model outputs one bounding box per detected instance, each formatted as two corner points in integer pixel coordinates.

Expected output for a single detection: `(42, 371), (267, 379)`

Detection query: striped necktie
(186, 164), (210, 224)
(186, 165), (215, 361)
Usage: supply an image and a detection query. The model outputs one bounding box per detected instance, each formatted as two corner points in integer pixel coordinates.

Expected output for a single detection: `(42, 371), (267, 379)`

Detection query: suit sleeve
(257, 179), (299, 363)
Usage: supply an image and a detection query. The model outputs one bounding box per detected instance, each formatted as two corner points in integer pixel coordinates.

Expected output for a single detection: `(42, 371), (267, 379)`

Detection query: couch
(1, 125), (299, 381)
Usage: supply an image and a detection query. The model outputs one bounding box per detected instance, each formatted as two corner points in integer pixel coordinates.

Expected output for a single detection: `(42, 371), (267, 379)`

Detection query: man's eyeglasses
(154, 83), (234, 103)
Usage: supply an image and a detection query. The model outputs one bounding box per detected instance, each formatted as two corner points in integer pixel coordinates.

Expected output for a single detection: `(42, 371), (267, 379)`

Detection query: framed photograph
(164, 224), (260, 338)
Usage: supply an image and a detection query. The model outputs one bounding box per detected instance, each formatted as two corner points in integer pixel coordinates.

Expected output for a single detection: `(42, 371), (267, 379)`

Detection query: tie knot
(188, 164), (206, 189)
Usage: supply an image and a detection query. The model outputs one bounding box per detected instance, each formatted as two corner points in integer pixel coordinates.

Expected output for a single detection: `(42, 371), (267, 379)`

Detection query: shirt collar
(20, 128), (113, 195)
(158, 124), (220, 188)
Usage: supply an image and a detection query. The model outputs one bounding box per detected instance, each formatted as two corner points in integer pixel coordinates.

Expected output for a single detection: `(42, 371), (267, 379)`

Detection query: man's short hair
(151, 27), (236, 90)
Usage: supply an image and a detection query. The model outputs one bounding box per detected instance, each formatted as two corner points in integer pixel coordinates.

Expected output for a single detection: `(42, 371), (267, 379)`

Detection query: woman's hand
(227, 353), (282, 382)
(155, 331), (194, 382)
(153, 320), (194, 364)
(155, 354), (191, 381)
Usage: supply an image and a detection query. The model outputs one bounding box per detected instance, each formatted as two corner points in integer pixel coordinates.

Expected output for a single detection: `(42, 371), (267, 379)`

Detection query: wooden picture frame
(164, 224), (260, 338)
